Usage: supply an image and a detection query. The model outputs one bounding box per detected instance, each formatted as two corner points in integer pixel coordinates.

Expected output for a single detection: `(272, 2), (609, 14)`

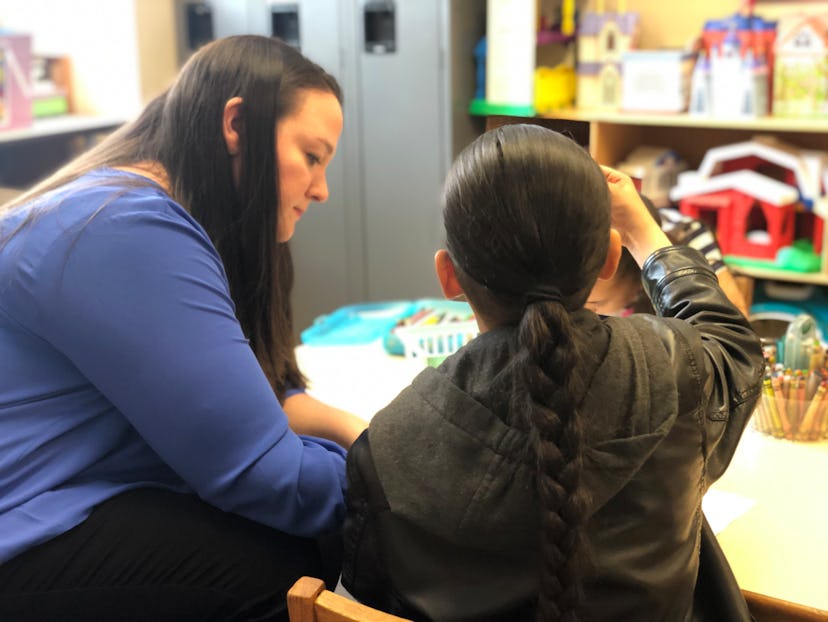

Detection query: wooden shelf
(484, 110), (828, 169)
(485, 108), (828, 294)
(0, 115), (126, 188)
(538, 109), (828, 134)
(731, 266), (828, 287)
(0, 115), (126, 145)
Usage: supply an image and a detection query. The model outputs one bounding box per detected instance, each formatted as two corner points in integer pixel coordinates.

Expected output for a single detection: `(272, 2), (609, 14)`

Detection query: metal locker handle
(271, 3), (301, 50)
(364, 1), (396, 54)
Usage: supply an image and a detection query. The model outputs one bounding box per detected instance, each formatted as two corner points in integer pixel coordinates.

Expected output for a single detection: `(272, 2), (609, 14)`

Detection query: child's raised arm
(601, 165), (672, 267)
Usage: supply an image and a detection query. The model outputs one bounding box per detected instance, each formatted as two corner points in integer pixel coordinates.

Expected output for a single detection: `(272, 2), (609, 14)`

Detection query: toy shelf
(485, 110), (828, 170)
(544, 109), (828, 133)
(483, 109), (828, 289)
(730, 265), (828, 287)
(480, 0), (828, 290)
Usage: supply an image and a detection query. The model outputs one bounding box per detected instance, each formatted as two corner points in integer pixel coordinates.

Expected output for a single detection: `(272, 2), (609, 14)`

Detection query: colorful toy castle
(576, 9), (640, 110)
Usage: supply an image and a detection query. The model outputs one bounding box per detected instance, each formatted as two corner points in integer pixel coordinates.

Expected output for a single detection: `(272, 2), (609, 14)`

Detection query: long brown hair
(443, 125), (611, 620)
(0, 35), (342, 399)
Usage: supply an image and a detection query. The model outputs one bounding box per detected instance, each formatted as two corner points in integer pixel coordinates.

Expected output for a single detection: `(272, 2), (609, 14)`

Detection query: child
(341, 125), (763, 621)
(588, 196), (750, 317)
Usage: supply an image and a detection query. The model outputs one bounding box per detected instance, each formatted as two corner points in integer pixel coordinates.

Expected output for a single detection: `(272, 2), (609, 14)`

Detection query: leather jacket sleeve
(640, 245), (764, 481)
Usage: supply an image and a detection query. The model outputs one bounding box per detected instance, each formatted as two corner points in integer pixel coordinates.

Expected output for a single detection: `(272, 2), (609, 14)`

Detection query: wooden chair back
(287, 576), (413, 622)
(744, 590), (828, 622)
(287, 577), (828, 622)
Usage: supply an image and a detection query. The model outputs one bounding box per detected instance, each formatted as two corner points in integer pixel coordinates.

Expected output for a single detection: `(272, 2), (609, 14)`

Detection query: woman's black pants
(0, 487), (342, 621)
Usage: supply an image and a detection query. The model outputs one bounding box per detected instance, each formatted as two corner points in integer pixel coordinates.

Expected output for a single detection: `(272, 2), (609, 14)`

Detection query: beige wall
(134, 0), (179, 104)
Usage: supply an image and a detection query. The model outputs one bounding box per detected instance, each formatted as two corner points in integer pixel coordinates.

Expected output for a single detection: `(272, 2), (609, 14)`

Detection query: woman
(0, 35), (365, 621)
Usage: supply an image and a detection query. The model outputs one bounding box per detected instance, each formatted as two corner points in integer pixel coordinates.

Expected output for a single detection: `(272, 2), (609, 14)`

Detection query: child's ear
(434, 249), (465, 300)
(598, 228), (623, 280)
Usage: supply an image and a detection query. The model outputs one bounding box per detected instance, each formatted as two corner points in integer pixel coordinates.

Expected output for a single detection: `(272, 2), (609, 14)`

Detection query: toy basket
(393, 319), (479, 367)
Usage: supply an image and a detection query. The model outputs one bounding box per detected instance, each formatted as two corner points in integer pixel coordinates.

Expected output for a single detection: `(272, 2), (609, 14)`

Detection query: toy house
(576, 10), (640, 110)
(669, 137), (828, 270)
(773, 12), (828, 117)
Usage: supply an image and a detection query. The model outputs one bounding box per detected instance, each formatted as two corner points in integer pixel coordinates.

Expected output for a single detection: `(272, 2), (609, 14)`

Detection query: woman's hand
(601, 165), (671, 267)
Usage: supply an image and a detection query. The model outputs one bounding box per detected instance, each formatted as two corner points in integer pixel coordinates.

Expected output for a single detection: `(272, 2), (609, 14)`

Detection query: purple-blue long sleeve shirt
(0, 169), (346, 563)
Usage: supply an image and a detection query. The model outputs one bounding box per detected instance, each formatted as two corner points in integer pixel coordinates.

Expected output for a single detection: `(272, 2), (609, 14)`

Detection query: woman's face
(275, 88), (343, 242)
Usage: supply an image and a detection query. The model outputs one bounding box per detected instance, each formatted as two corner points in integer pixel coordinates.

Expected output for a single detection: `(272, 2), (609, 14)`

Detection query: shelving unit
(480, 0), (828, 290)
(483, 110), (828, 286)
(0, 115), (125, 188)
(485, 109), (828, 168)
(0, 115), (125, 145)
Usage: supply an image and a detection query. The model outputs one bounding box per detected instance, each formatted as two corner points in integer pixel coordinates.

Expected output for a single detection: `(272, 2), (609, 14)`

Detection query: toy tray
(384, 298), (478, 365)
(393, 320), (480, 366)
(300, 299), (479, 365)
(300, 300), (417, 346)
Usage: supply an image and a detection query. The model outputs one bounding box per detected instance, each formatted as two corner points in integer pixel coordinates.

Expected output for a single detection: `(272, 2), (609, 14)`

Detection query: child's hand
(601, 165), (671, 267)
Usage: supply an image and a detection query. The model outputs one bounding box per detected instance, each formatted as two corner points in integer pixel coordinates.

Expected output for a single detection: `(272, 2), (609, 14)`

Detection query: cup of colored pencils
(754, 367), (828, 441)
(753, 336), (828, 441)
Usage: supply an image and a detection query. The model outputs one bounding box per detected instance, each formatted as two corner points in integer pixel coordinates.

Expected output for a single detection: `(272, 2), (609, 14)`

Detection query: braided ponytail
(517, 301), (589, 621)
(442, 123), (611, 620)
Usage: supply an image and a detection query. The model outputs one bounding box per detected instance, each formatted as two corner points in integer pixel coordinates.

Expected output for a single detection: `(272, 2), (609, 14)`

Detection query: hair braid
(518, 302), (589, 622)
(442, 123), (610, 619)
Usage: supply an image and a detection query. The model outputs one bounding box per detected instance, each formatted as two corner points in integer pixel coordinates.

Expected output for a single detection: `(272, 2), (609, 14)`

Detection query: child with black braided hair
(342, 124), (763, 622)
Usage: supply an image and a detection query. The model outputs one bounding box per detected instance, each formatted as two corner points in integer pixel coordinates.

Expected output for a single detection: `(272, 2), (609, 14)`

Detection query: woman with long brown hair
(0, 35), (364, 621)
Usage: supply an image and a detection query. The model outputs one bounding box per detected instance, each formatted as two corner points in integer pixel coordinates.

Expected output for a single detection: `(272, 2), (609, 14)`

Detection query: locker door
(287, 0), (368, 333)
(357, 0), (448, 301)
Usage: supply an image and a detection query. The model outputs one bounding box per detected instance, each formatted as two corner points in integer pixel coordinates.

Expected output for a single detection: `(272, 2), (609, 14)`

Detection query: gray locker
(201, 0), (485, 333)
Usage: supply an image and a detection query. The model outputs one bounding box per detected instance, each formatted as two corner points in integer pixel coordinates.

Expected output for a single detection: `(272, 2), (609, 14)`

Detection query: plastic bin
(393, 319), (479, 367)
(383, 298), (477, 366)
(300, 298), (479, 367)
(300, 300), (417, 346)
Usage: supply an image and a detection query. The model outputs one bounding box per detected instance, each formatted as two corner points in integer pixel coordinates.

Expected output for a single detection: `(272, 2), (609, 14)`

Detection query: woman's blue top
(0, 169), (346, 563)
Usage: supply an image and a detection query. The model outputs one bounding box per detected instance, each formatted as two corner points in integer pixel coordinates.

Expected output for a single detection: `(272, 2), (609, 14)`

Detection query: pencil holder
(752, 374), (828, 441)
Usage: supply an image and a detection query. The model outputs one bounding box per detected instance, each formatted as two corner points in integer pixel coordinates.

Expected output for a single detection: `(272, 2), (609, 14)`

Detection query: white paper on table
(702, 488), (756, 534)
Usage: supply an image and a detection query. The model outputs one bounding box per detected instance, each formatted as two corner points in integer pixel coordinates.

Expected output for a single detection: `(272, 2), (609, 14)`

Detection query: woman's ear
(598, 228), (623, 280)
(434, 249), (465, 300)
(222, 97), (244, 156)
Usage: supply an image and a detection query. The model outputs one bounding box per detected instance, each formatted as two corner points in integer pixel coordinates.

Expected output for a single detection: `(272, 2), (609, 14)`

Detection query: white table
(297, 341), (828, 612)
